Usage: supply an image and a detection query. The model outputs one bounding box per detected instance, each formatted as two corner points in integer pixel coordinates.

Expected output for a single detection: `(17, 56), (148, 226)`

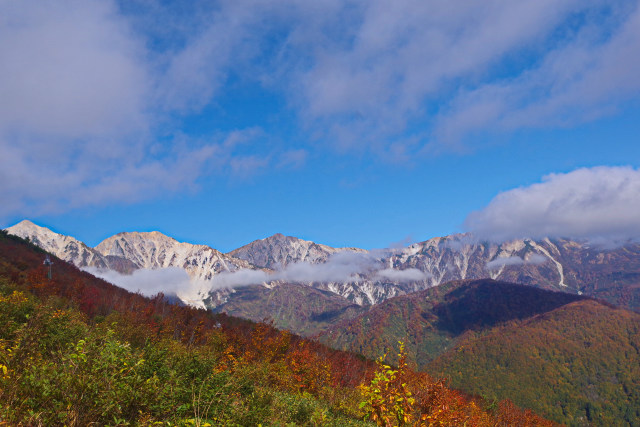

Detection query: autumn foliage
(0, 231), (556, 425)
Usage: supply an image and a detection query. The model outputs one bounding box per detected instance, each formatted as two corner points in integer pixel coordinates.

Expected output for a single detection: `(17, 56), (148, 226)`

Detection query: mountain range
(6, 220), (640, 335)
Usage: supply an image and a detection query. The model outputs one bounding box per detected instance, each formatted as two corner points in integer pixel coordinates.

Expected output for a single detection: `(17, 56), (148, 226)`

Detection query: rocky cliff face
(388, 234), (640, 310)
(228, 232), (365, 268)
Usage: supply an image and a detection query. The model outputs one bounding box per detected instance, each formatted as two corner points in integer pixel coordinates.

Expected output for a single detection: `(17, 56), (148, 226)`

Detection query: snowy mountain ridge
(6, 220), (640, 312)
(229, 232), (366, 268)
(94, 231), (253, 282)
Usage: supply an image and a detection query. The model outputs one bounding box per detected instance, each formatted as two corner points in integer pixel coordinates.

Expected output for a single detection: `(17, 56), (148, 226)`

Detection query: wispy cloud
(374, 268), (430, 282)
(2, 0), (639, 219)
(465, 166), (640, 245)
(434, 3), (640, 147)
(83, 266), (208, 306)
(277, 149), (308, 170)
(85, 248), (429, 299)
(485, 254), (547, 270)
(210, 250), (428, 289)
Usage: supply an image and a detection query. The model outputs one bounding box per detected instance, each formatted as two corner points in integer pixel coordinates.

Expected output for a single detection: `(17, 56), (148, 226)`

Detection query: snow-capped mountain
(5, 220), (640, 314)
(390, 235), (570, 290)
(95, 231), (253, 282)
(5, 220), (136, 273)
(228, 233), (365, 268)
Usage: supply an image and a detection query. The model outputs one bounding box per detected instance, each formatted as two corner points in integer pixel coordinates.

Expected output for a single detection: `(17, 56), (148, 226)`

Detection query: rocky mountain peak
(229, 233), (356, 269)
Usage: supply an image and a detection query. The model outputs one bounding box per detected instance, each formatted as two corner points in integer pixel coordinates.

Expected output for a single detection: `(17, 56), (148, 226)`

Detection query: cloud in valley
(485, 254), (547, 270)
(83, 266), (208, 305)
(465, 166), (640, 245)
(374, 268), (430, 282)
(210, 250), (429, 289)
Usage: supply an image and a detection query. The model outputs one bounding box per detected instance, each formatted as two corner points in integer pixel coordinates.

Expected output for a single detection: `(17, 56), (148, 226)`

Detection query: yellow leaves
(360, 341), (416, 426)
(185, 419), (211, 427)
(0, 290), (29, 305)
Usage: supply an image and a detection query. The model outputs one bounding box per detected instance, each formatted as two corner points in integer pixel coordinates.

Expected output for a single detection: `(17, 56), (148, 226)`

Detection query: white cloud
(0, 1), (272, 219)
(209, 268), (270, 290)
(434, 3), (640, 146)
(284, 0), (640, 152)
(374, 268), (430, 282)
(0, 0), (194, 217)
(83, 266), (208, 305)
(465, 166), (640, 244)
(486, 256), (525, 270)
(0, 130), (256, 217)
(210, 249), (429, 289)
(0, 0), (148, 138)
(119, 0), (640, 156)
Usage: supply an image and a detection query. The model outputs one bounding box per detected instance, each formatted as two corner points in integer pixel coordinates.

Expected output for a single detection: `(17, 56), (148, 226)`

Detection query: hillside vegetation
(319, 280), (586, 368)
(320, 280), (640, 426)
(430, 299), (640, 426)
(0, 231), (554, 425)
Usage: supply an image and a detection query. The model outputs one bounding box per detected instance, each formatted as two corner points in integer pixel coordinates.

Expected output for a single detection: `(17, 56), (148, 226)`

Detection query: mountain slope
(319, 279), (640, 426)
(6, 221), (640, 315)
(0, 230), (555, 426)
(318, 279), (587, 367)
(429, 299), (640, 426)
(389, 234), (640, 311)
(95, 231), (253, 281)
(211, 282), (365, 336)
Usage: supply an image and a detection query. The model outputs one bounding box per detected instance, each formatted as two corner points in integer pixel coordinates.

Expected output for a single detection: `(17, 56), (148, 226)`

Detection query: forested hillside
(320, 280), (640, 426)
(430, 299), (640, 426)
(0, 230), (554, 425)
(319, 280), (586, 368)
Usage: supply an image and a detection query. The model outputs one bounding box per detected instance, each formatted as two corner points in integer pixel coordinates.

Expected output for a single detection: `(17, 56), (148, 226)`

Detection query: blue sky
(1, 0), (639, 251)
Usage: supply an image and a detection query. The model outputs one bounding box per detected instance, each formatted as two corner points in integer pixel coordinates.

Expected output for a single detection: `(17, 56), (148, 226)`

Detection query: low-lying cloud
(83, 266), (208, 306)
(84, 249), (431, 303)
(211, 250), (429, 289)
(464, 166), (640, 246)
(485, 253), (547, 270)
(374, 268), (430, 282)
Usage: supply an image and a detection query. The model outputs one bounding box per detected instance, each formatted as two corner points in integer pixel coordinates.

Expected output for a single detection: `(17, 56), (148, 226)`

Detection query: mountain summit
(228, 233), (365, 269)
